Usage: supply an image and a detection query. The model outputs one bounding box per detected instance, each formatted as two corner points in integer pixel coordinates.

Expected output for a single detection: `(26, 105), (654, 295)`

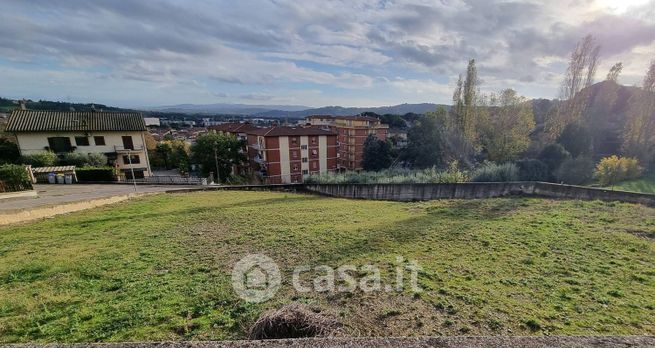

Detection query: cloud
(0, 0), (654, 106)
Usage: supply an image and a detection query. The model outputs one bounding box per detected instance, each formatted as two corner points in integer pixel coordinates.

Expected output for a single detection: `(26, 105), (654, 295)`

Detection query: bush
(76, 166), (115, 182)
(0, 164), (32, 192)
(58, 152), (108, 167)
(555, 157), (595, 185)
(538, 143), (571, 172)
(304, 164), (468, 184)
(470, 162), (519, 182)
(516, 159), (551, 182)
(59, 152), (89, 166)
(595, 155), (643, 186)
(21, 151), (57, 167)
(0, 138), (20, 164)
(86, 153), (108, 166)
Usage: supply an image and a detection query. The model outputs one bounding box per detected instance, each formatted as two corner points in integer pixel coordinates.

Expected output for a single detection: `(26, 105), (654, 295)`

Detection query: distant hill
(146, 103), (310, 115)
(254, 103), (446, 118)
(144, 102), (445, 117)
(0, 97), (134, 113)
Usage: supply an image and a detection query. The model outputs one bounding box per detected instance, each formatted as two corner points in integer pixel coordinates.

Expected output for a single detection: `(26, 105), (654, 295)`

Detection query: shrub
(304, 164), (468, 184)
(20, 151), (57, 167)
(516, 159), (551, 182)
(538, 143), (571, 172)
(0, 138), (20, 164)
(470, 162), (519, 182)
(59, 152), (89, 166)
(0, 164), (32, 192)
(76, 166), (115, 182)
(555, 157), (595, 185)
(86, 153), (108, 167)
(595, 155), (643, 186)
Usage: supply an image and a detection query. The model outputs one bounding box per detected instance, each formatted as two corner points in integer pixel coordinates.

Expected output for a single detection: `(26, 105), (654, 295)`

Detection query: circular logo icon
(232, 254), (281, 303)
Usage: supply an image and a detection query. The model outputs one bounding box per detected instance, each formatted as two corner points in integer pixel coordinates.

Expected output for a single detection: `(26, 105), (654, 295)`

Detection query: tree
(547, 35), (601, 137)
(606, 62), (623, 82)
(622, 60), (655, 168)
(362, 135), (393, 171)
(555, 157), (595, 185)
(481, 89), (535, 162)
(538, 143), (571, 172)
(0, 138), (20, 164)
(191, 132), (245, 182)
(403, 107), (446, 168)
(557, 123), (592, 157)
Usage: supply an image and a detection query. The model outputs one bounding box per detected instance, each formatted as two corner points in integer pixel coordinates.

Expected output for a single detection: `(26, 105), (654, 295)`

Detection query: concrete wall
(303, 182), (655, 206)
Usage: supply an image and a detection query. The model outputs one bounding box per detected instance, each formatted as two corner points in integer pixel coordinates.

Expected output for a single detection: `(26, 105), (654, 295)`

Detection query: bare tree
(644, 59), (655, 92)
(547, 35), (601, 138)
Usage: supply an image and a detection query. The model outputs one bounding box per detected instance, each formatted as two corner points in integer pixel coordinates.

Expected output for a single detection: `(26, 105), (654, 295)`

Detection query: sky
(1, 0), (654, 108)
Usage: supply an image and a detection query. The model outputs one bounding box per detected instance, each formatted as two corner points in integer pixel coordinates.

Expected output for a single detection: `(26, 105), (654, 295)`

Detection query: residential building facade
(246, 126), (338, 184)
(306, 115), (389, 171)
(6, 110), (152, 178)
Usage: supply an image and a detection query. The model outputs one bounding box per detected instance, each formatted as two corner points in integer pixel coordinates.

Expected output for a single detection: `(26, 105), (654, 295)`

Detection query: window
(47, 137), (72, 153)
(302, 169), (309, 175)
(292, 164), (299, 171)
(94, 136), (106, 146)
(311, 149), (318, 157)
(302, 157), (308, 163)
(75, 136), (89, 146)
(122, 135), (134, 150)
(291, 150), (298, 158)
(301, 145), (308, 150)
(311, 137), (317, 144)
(122, 154), (140, 164)
(312, 161), (317, 169)
(291, 137), (298, 145)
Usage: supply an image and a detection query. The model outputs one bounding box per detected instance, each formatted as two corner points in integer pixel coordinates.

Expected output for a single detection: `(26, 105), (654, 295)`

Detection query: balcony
(114, 145), (145, 154)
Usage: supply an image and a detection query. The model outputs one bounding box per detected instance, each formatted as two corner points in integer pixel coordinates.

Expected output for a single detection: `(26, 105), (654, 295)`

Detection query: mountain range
(146, 102), (445, 117)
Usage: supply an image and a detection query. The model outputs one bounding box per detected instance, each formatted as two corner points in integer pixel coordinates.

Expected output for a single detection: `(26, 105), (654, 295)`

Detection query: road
(0, 184), (199, 212)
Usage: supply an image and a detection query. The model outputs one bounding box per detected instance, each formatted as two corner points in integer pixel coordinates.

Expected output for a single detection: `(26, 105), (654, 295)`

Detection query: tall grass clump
(470, 162), (519, 182)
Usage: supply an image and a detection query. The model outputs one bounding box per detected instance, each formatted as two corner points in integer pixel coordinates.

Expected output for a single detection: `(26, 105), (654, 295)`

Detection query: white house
(6, 110), (152, 179)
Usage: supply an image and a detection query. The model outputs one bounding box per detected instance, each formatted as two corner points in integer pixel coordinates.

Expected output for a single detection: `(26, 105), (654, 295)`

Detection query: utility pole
(127, 152), (137, 192)
(214, 145), (220, 184)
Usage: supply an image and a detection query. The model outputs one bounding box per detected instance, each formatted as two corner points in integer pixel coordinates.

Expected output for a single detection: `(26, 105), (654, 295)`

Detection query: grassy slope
(611, 176), (655, 194)
(0, 191), (653, 342)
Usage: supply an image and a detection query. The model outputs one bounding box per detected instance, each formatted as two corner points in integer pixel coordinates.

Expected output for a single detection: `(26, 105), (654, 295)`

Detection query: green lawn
(611, 175), (655, 194)
(0, 191), (654, 342)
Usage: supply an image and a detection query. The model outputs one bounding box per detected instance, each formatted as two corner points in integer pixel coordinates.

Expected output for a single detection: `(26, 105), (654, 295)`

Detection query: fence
(125, 175), (208, 185)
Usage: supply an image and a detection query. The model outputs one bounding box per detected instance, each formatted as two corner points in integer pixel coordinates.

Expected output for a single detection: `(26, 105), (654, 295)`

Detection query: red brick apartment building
(212, 123), (338, 184)
(246, 126), (338, 184)
(305, 115), (388, 171)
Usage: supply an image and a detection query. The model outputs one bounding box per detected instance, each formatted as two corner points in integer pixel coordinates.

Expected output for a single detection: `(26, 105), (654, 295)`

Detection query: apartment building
(6, 110), (152, 178)
(306, 115), (389, 171)
(246, 126), (338, 184)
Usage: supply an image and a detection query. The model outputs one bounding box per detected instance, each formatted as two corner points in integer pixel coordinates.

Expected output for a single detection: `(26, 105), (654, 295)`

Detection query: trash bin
(64, 173), (74, 184)
(56, 174), (65, 184)
(47, 173), (56, 184)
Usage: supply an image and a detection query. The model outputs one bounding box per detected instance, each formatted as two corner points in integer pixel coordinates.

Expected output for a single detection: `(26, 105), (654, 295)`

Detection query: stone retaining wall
(303, 182), (655, 206)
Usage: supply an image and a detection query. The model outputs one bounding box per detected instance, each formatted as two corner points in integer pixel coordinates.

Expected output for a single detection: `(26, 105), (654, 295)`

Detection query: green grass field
(0, 191), (654, 342)
(611, 175), (655, 194)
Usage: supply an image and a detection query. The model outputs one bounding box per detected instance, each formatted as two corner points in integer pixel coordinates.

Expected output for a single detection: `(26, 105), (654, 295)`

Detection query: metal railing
(122, 175), (208, 185)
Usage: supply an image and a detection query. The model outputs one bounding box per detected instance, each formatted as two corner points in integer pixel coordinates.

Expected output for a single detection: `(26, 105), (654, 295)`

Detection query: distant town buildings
(6, 110), (152, 178)
(305, 115), (388, 171)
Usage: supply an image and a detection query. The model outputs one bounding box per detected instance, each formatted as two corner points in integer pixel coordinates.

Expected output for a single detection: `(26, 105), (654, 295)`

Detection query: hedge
(76, 166), (115, 182)
(0, 164), (33, 193)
